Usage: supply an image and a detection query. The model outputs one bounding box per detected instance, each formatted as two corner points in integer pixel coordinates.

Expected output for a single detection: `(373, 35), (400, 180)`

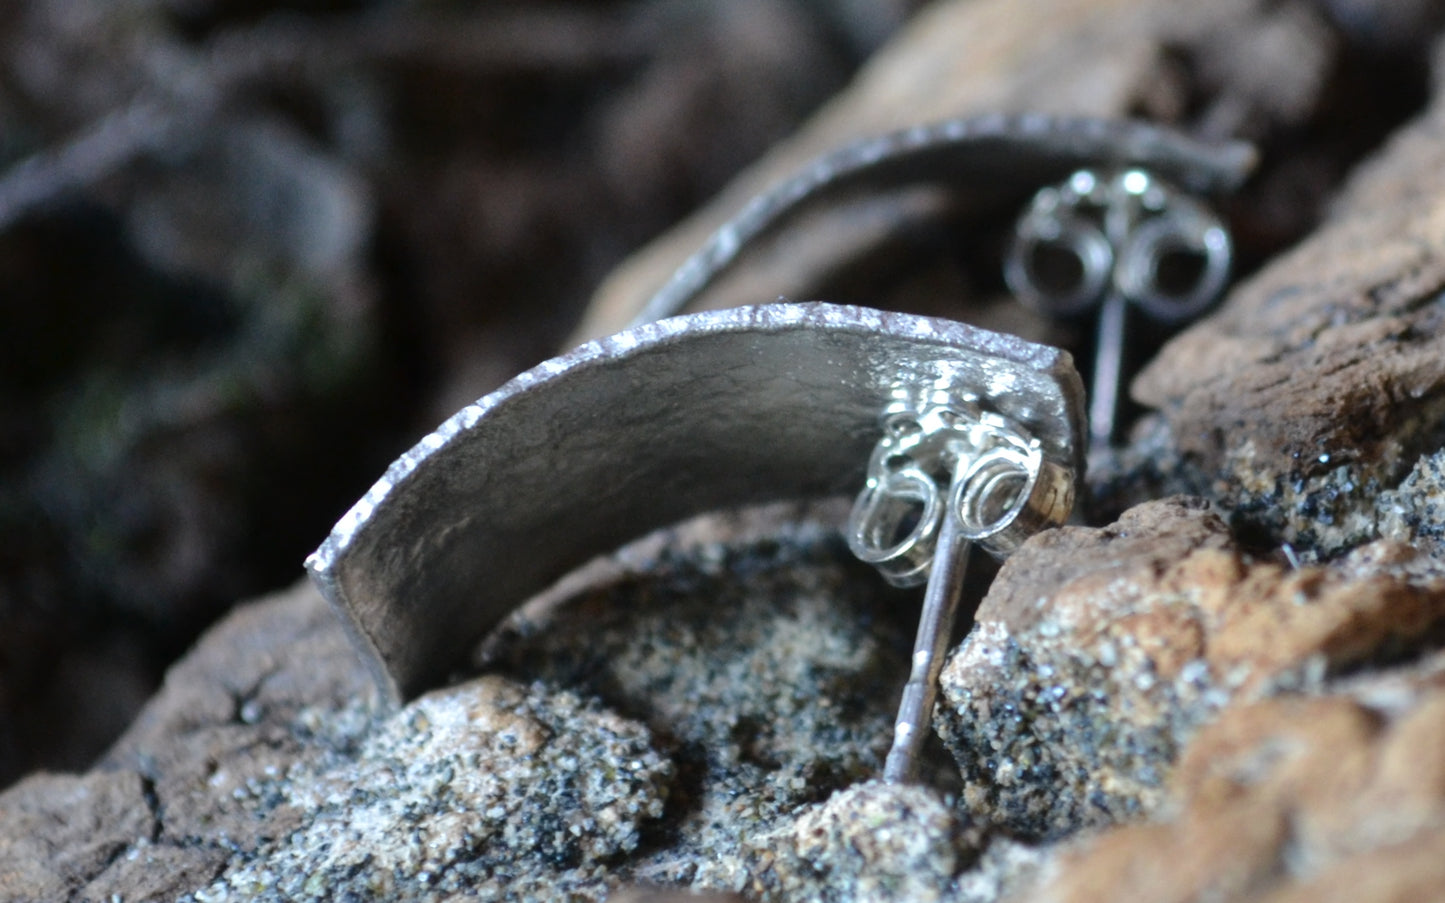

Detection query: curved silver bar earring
(306, 303), (1086, 787)
(630, 114), (1253, 327)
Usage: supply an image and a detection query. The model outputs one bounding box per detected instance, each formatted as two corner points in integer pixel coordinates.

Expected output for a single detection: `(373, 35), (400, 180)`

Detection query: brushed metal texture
(307, 302), (1085, 704)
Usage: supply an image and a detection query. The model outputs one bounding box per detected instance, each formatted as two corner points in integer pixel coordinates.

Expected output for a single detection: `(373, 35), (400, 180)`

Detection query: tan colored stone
(1017, 664), (1445, 903)
(991, 500), (1445, 690)
(1030, 806), (1291, 903)
(1373, 691), (1445, 811)
(976, 497), (1235, 638)
(1252, 829), (1445, 903)
(1169, 695), (1385, 815)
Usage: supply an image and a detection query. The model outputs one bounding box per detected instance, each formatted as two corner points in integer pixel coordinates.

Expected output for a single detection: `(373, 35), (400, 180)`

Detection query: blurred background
(0, 0), (925, 787)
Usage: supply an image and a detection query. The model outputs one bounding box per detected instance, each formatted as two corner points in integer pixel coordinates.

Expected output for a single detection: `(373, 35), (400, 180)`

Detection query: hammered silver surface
(307, 303), (1085, 703)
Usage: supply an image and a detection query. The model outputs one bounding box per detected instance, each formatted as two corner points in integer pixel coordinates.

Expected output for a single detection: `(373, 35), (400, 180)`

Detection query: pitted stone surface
(936, 498), (1445, 839)
(742, 781), (966, 902)
(1013, 656), (1445, 903)
(191, 676), (673, 902)
(10, 2), (1445, 903)
(483, 522), (919, 892)
(0, 769), (156, 901)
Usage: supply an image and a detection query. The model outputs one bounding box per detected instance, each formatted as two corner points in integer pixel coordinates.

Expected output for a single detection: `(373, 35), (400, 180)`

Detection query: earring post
(883, 511), (973, 784)
(1087, 288), (1129, 455)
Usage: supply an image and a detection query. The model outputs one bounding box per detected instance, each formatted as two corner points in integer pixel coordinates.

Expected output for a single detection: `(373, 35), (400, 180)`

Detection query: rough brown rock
(936, 498), (1445, 839)
(102, 578), (377, 859)
(1125, 59), (1445, 558)
(0, 769), (155, 901)
(4, 581), (380, 902)
(1017, 657), (1445, 903)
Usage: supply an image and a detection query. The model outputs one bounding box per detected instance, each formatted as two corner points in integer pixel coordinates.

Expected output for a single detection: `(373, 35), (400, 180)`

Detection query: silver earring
(630, 114), (1252, 328)
(845, 383), (1077, 782)
(1004, 167), (1235, 461)
(305, 303), (1085, 787)
(308, 114), (1245, 784)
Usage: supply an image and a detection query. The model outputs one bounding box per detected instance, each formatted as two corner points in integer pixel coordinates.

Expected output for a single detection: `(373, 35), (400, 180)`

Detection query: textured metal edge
(306, 302), (1070, 573)
(630, 114), (1257, 326)
(306, 302), (1084, 704)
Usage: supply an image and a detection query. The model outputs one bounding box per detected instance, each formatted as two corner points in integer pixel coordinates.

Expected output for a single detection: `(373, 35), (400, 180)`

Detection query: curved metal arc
(631, 115), (1256, 327)
(306, 302), (1085, 705)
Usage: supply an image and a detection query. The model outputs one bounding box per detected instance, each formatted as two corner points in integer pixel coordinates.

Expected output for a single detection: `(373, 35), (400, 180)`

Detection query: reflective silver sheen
(306, 303), (1086, 705)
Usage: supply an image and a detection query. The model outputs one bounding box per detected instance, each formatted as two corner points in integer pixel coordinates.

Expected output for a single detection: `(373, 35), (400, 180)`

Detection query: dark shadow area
(0, 0), (918, 787)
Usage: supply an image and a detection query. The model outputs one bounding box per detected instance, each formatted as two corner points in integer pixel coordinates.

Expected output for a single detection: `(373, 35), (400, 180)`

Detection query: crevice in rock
(1320, 617), (1445, 687)
(140, 772), (162, 844)
(227, 665), (281, 727)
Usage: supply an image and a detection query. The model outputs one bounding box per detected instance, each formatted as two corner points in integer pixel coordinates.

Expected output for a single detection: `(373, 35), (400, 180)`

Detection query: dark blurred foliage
(0, 0), (922, 786)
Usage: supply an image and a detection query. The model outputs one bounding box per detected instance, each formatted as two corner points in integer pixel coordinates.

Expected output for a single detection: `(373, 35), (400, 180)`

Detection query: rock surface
(0, 769), (155, 901)
(9, 1), (1445, 902)
(1, 518), (927, 901)
(1020, 654), (1445, 903)
(1116, 29), (1445, 555)
(198, 676), (674, 901)
(742, 782), (966, 902)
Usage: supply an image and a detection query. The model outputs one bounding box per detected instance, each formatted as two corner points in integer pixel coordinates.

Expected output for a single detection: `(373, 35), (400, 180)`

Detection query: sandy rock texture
(8, 0), (1445, 902)
(0, 519), (926, 902)
(1122, 73), (1445, 559)
(573, 0), (1421, 343)
(936, 499), (1445, 840)
(742, 782), (966, 902)
(1, 582), (359, 902)
(197, 677), (674, 901)
(1019, 655), (1445, 903)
